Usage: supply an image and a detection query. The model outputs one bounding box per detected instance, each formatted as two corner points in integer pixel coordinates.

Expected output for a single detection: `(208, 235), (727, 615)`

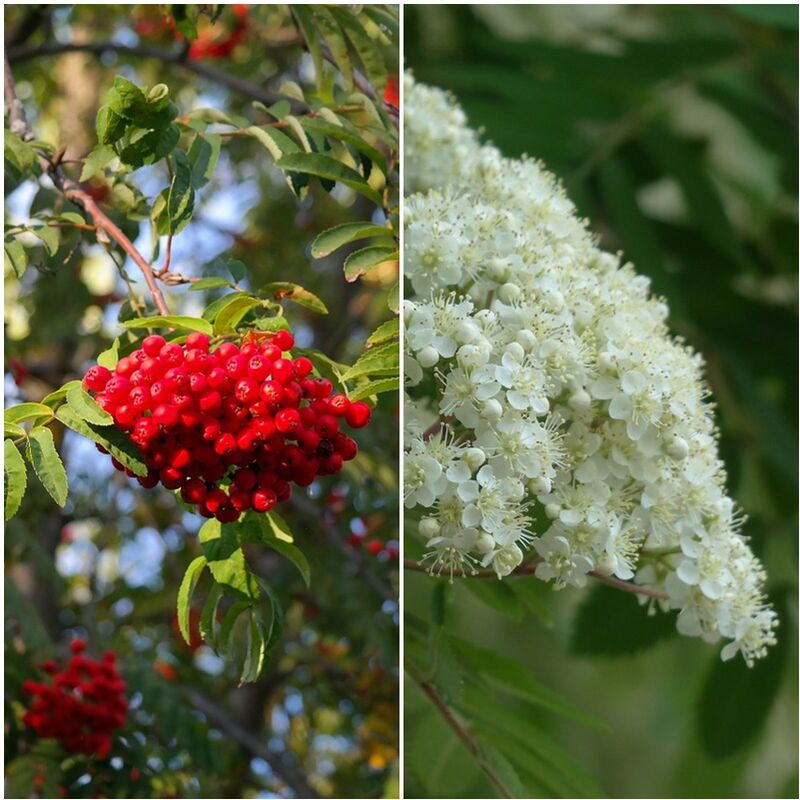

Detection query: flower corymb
(403, 73), (777, 665)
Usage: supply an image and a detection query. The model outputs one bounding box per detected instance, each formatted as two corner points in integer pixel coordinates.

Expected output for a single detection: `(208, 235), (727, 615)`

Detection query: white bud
(457, 344), (481, 368)
(482, 398), (503, 421)
(504, 341), (525, 362)
(487, 257), (510, 283)
(668, 436), (689, 460)
(498, 282), (521, 303)
(417, 346), (439, 368)
(455, 320), (479, 344)
(544, 289), (564, 312)
(402, 300), (416, 323)
(419, 517), (440, 539)
(598, 352), (616, 372)
(528, 476), (551, 495)
(545, 503), (561, 520)
(465, 447), (486, 471)
(516, 330), (536, 351)
(476, 533), (495, 554)
(507, 480), (525, 501)
(568, 390), (591, 414)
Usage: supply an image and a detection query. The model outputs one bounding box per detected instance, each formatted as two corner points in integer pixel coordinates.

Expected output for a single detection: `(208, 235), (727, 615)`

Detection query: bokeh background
(405, 4), (797, 798)
(5, 5), (398, 798)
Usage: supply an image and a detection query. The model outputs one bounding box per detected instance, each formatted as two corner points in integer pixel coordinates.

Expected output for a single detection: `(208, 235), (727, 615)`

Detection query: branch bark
(6, 39), (295, 110)
(403, 558), (669, 600)
(4, 56), (170, 316)
(184, 686), (319, 798)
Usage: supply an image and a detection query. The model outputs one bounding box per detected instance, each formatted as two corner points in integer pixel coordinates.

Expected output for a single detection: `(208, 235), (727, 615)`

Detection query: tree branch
(6, 39), (296, 110)
(4, 56), (170, 316)
(183, 686), (318, 798)
(403, 558), (669, 600)
(406, 660), (512, 799)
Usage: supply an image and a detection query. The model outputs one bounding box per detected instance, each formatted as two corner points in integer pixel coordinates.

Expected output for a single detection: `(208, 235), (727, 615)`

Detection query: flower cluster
(403, 73), (777, 664)
(22, 640), (128, 758)
(83, 329), (371, 522)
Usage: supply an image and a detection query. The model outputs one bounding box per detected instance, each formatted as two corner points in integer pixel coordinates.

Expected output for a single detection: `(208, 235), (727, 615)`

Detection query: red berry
(181, 479), (207, 504)
(186, 332), (210, 351)
(275, 408), (301, 435)
(153, 404), (179, 428)
(82, 365), (112, 392)
(366, 540), (383, 556)
(345, 401), (371, 428)
(252, 488), (277, 512)
(215, 342), (240, 360)
(272, 358), (294, 384)
(328, 394), (351, 417)
(274, 330), (294, 351)
(214, 433), (237, 456)
(260, 380), (284, 406)
(293, 356), (313, 378)
(142, 335), (167, 357)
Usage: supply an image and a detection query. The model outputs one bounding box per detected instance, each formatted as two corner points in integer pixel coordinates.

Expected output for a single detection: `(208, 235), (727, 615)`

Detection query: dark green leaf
(200, 583), (224, 648)
(219, 600), (249, 655)
(341, 340), (399, 381)
(213, 294), (262, 334)
(366, 317), (399, 345)
(348, 377), (399, 402)
(343, 245), (397, 282)
(4, 439), (27, 520)
(26, 427), (68, 507)
(190, 276), (233, 292)
(263, 281), (328, 314)
(275, 152), (382, 205)
(122, 315), (213, 334)
(4, 236), (28, 278)
(570, 584), (677, 656)
(66, 385), (113, 426)
(311, 221), (392, 259)
(80, 144), (116, 181)
(188, 133), (221, 189)
(56, 405), (148, 476)
(464, 579), (524, 622)
(177, 556), (207, 644)
(96, 104), (127, 145)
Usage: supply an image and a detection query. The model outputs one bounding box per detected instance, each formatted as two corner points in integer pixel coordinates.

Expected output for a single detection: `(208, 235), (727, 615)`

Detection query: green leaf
(311, 221), (392, 258)
(4, 421), (26, 440)
(56, 405), (148, 476)
(343, 245), (397, 282)
(263, 535), (311, 588)
(122, 315), (213, 334)
(5, 403), (54, 425)
(25, 427), (68, 507)
(291, 6), (324, 83)
(188, 133), (221, 189)
(107, 75), (148, 120)
(213, 294), (262, 334)
(96, 338), (120, 369)
(366, 317), (399, 345)
(263, 282), (328, 314)
(4, 439), (27, 520)
(96, 104), (127, 145)
(253, 316), (291, 333)
(463, 580), (524, 622)
(199, 519), (260, 600)
(171, 4), (199, 38)
(176, 556), (207, 645)
(4, 236), (28, 278)
(314, 8), (354, 89)
(348, 376), (399, 402)
(478, 739), (528, 800)
(387, 282), (399, 313)
(240, 612), (267, 685)
(275, 153), (382, 205)
(341, 340), (399, 382)
(200, 583), (224, 648)
(265, 510), (294, 543)
(166, 150), (195, 234)
(222, 257), (248, 283)
(329, 7), (388, 93)
(80, 144), (116, 182)
(66, 386), (113, 426)
(300, 118), (388, 174)
(190, 276), (233, 291)
(698, 589), (788, 758)
(218, 600), (249, 654)
(570, 584), (677, 656)
(41, 380), (81, 411)
(450, 635), (607, 729)
(246, 125), (300, 161)
(30, 225), (59, 256)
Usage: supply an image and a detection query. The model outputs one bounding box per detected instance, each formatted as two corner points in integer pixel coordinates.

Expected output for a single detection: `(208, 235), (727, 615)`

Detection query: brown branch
(4, 56), (170, 316)
(403, 558), (669, 600)
(406, 660), (512, 799)
(183, 686), (318, 798)
(6, 39), (297, 110)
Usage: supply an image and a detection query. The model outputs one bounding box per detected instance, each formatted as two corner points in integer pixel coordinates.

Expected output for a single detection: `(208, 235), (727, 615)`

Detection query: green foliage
(570, 585), (678, 656)
(25, 427), (68, 507)
(4, 439), (27, 520)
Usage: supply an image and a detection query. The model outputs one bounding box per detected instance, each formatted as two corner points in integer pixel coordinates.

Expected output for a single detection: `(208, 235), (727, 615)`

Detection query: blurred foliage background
(405, 4), (797, 799)
(5, 4), (398, 799)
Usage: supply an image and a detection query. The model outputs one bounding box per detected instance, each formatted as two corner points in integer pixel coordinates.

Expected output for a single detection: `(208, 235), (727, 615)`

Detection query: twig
(183, 686), (318, 798)
(6, 40), (296, 110)
(403, 558), (669, 600)
(4, 56), (170, 316)
(406, 660), (512, 799)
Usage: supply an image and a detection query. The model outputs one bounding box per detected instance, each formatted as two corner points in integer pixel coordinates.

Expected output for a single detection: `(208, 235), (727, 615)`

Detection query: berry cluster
(83, 330), (371, 522)
(22, 640), (128, 758)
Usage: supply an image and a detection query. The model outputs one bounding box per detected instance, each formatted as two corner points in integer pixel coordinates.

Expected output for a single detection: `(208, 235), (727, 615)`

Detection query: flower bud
(417, 346), (440, 369)
(482, 398), (503, 421)
(568, 390), (591, 414)
(498, 282), (521, 303)
(476, 533), (495, 554)
(668, 436), (689, 460)
(545, 502), (561, 520)
(515, 330), (536, 351)
(419, 517), (440, 539)
(465, 447), (486, 471)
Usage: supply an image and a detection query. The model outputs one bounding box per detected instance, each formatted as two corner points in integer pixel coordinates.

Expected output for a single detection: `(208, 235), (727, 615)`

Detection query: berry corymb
(82, 329), (369, 522)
